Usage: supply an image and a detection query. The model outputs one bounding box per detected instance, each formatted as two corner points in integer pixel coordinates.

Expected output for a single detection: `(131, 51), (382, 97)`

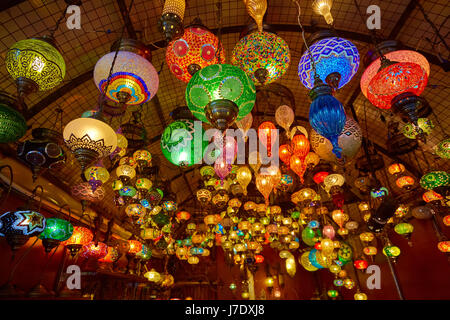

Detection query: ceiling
(0, 0), (449, 222)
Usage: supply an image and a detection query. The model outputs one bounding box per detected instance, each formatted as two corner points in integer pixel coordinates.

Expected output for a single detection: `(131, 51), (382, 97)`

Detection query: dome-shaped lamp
(93, 39), (159, 106)
(84, 161), (110, 192)
(5, 36), (65, 97)
(298, 37), (359, 90)
(166, 24), (225, 82)
(63, 117), (117, 172)
(232, 29), (290, 85)
(308, 76), (346, 158)
(185, 64), (256, 130)
(39, 218), (73, 253)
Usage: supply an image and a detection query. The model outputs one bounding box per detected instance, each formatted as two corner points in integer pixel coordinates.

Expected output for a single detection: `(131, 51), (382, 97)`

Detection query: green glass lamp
(39, 218), (73, 253)
(420, 171), (449, 195)
(0, 103), (27, 143)
(161, 119), (208, 167)
(5, 36), (65, 97)
(185, 64), (256, 129)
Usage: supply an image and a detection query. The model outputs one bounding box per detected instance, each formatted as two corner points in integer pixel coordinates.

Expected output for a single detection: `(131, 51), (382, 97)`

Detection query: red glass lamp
(80, 241), (108, 260)
(279, 144), (292, 167)
(62, 226), (94, 257)
(127, 239), (143, 255)
(166, 25), (225, 83)
(291, 134), (310, 159)
(367, 59), (428, 132)
(313, 171), (329, 184)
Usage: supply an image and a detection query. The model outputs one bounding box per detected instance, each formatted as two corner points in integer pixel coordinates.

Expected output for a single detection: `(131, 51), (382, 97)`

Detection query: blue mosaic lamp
(298, 37), (360, 89)
(309, 76), (346, 158)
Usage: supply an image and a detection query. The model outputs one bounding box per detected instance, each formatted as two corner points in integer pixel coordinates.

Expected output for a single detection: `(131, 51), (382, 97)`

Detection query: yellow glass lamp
(6, 36), (65, 97)
(84, 162), (110, 192)
(116, 164), (136, 184)
(236, 166), (252, 195)
(133, 149), (152, 169)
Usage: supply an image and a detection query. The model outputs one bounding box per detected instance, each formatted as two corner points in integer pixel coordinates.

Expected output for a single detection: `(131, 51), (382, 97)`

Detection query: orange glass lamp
(395, 175), (415, 190)
(258, 121), (278, 157)
(279, 144), (292, 167)
(62, 226), (94, 257)
(388, 163), (405, 176)
(127, 240), (143, 255)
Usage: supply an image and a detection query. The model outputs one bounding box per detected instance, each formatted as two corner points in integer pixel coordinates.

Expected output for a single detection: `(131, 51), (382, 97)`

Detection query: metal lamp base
(16, 77), (38, 98)
(205, 99), (239, 130)
(72, 148), (99, 172)
(158, 13), (184, 42)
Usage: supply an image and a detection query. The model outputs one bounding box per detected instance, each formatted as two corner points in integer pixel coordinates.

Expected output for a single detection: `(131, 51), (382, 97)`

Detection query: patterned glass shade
(388, 163), (405, 175)
(232, 31), (290, 85)
(136, 244), (151, 260)
(298, 37), (359, 89)
(84, 164), (110, 190)
(161, 119), (208, 166)
(420, 171), (449, 190)
(125, 203), (146, 217)
(0, 103), (27, 143)
(98, 246), (119, 263)
(71, 182), (106, 203)
(394, 222), (414, 235)
(133, 149), (152, 165)
(185, 64), (256, 124)
(436, 138), (450, 159)
(402, 118), (434, 139)
(361, 50), (430, 98)
(39, 218), (73, 241)
(80, 241), (108, 259)
(367, 61), (428, 109)
(162, 0), (185, 18)
(93, 51), (159, 105)
(63, 117), (118, 158)
(62, 226), (93, 246)
(166, 26), (224, 83)
(422, 190), (443, 203)
(0, 210), (46, 237)
(6, 38), (65, 91)
(136, 178), (152, 190)
(310, 117), (361, 162)
(127, 239), (143, 254)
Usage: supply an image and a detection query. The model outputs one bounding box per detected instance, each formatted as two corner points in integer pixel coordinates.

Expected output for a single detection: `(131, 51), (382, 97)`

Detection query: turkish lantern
(258, 121), (278, 157)
(290, 153), (307, 183)
(291, 134), (310, 159)
(279, 144), (292, 167)
(256, 174), (274, 206)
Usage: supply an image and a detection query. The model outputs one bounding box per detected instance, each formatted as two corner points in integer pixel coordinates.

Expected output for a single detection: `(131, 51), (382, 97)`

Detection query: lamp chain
(49, 4), (70, 38)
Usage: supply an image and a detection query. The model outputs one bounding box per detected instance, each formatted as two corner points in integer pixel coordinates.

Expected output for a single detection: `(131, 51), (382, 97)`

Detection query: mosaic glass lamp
(63, 117), (117, 172)
(0, 210), (46, 251)
(161, 119), (208, 167)
(166, 25), (225, 83)
(298, 37), (359, 90)
(5, 36), (65, 96)
(61, 226), (94, 257)
(367, 59), (428, 131)
(360, 50), (430, 98)
(185, 64), (256, 129)
(232, 31), (290, 85)
(39, 218), (73, 253)
(0, 103), (27, 143)
(308, 76), (346, 158)
(93, 39), (159, 106)
(84, 161), (110, 192)
(419, 171), (449, 194)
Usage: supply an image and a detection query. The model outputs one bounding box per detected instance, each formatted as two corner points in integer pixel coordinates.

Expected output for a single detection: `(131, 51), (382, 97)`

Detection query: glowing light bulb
(312, 0), (333, 25)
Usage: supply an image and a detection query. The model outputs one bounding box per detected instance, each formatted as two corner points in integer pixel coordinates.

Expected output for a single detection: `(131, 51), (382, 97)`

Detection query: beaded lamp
(0, 103), (27, 143)
(166, 25), (225, 83)
(232, 31), (290, 85)
(298, 37), (359, 89)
